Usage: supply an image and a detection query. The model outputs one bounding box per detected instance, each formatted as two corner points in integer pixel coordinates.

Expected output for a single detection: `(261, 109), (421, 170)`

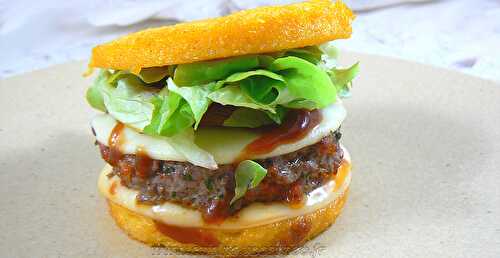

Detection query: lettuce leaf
(90, 72), (157, 130)
(319, 43), (339, 61)
(167, 128), (217, 169)
(231, 160), (267, 204)
(143, 91), (195, 137)
(223, 108), (274, 128)
(208, 85), (276, 113)
(143, 88), (179, 135)
(270, 56), (337, 108)
(86, 46), (358, 138)
(173, 55), (261, 86)
(284, 46), (323, 64)
(167, 78), (217, 129)
(139, 66), (174, 83)
(85, 70), (111, 112)
(218, 69), (286, 105)
(265, 105), (288, 124)
(329, 62), (359, 98)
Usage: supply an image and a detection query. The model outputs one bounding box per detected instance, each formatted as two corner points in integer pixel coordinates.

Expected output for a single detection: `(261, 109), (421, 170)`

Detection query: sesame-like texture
(107, 188), (348, 255)
(89, 0), (354, 73)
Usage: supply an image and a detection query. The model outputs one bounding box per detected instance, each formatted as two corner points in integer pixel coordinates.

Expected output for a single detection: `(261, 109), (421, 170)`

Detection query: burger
(86, 0), (358, 255)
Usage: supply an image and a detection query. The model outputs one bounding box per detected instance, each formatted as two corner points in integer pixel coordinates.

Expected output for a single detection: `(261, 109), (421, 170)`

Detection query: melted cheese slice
(91, 101), (346, 164)
(98, 147), (351, 229)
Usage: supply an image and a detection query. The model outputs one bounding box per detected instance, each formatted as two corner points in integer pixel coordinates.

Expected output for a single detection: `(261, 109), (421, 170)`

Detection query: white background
(1, 0), (499, 81)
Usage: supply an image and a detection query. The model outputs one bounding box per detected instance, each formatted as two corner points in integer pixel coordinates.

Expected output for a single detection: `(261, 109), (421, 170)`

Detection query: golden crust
(107, 187), (348, 256)
(89, 0), (354, 73)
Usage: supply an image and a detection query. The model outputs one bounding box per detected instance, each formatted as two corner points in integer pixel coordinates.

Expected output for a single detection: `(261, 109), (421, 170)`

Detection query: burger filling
(86, 44), (358, 223)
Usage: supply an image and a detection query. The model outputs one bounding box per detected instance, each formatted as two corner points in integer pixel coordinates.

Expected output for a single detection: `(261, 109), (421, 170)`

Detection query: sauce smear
(240, 109), (322, 159)
(108, 123), (125, 166)
(154, 221), (220, 247)
(135, 148), (153, 178)
(109, 181), (117, 195)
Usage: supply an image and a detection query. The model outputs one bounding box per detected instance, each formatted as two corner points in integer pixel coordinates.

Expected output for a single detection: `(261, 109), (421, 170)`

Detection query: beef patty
(99, 130), (343, 223)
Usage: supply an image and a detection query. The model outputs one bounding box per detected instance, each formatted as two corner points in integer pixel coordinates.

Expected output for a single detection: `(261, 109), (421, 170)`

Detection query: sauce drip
(154, 221), (220, 247)
(240, 109), (322, 159)
(109, 181), (117, 195)
(135, 148), (153, 179)
(202, 193), (233, 224)
(108, 123), (125, 166)
(286, 182), (305, 207)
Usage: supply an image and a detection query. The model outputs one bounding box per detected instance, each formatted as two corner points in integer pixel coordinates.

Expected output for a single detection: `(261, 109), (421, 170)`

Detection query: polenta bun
(102, 155), (351, 255)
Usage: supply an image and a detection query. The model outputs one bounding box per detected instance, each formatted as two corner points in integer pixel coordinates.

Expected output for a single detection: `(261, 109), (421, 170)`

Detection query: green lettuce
(284, 46), (323, 64)
(328, 62), (359, 98)
(86, 70), (113, 112)
(142, 88), (180, 135)
(223, 108), (274, 128)
(208, 85), (276, 113)
(167, 79), (217, 128)
(139, 66), (174, 83)
(173, 55), (261, 86)
(86, 46), (358, 138)
(270, 56), (336, 108)
(87, 71), (157, 130)
(143, 91), (195, 137)
(167, 128), (217, 169)
(231, 160), (267, 204)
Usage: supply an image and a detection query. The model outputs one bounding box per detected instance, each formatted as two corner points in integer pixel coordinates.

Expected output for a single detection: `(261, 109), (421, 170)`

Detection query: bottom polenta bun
(107, 186), (349, 256)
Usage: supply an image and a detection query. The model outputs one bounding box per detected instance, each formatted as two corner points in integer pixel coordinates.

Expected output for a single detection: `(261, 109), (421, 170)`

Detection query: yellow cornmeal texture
(89, 0), (354, 73)
(108, 189), (348, 256)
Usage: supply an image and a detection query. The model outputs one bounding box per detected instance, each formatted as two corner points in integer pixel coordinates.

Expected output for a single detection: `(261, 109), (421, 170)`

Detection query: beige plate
(1, 53), (499, 258)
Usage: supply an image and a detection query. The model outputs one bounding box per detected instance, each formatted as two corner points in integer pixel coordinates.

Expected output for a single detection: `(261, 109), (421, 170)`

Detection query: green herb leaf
(231, 160), (267, 204)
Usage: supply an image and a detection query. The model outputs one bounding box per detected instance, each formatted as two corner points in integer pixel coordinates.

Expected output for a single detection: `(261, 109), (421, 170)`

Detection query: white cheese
(91, 101), (346, 164)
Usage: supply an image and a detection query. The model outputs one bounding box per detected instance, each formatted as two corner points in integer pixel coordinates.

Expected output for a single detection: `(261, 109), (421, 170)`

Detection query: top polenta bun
(89, 0), (354, 73)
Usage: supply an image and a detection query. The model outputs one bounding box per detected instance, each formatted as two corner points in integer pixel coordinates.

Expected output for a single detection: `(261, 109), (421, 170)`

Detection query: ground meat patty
(99, 130), (343, 222)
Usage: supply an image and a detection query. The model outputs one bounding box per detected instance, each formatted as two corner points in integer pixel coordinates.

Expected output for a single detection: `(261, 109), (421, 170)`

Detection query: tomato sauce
(239, 109), (321, 159)
(108, 123), (125, 166)
(154, 221), (220, 247)
(135, 148), (153, 179)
